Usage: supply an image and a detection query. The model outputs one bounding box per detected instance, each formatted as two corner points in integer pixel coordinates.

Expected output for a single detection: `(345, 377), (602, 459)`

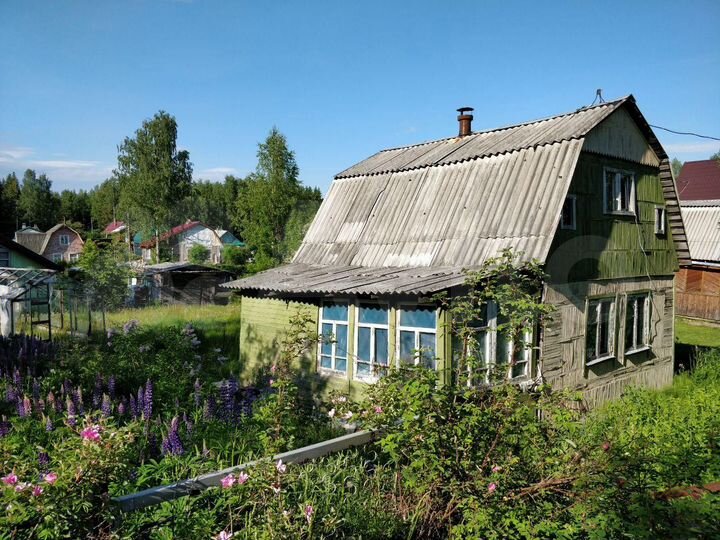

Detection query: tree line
(0, 111), (322, 272)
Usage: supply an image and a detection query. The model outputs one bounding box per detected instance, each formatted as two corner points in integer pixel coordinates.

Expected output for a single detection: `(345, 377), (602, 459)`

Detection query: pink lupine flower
(2, 473), (18, 486)
(32, 485), (43, 497)
(44, 472), (58, 485)
(217, 531), (234, 540)
(14, 482), (29, 492)
(305, 504), (314, 523)
(327, 408), (335, 418)
(80, 425), (101, 442)
(276, 460), (287, 474)
(491, 465), (501, 473)
(220, 474), (236, 489)
(374, 406), (383, 414)
(237, 472), (249, 485)
(488, 482), (497, 493)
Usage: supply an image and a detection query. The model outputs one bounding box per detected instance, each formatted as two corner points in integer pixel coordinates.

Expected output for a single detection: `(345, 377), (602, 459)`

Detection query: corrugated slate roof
(677, 160), (720, 201)
(680, 201), (720, 263)
(221, 263), (469, 295)
(224, 95), (689, 295)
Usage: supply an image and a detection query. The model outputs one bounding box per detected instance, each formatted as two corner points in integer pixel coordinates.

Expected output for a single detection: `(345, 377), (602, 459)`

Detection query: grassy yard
(106, 303), (241, 361)
(675, 316), (720, 347)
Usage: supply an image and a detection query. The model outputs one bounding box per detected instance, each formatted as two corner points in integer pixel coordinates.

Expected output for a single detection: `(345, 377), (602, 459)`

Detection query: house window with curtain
(355, 302), (390, 381)
(586, 297), (616, 365)
(603, 168), (636, 215)
(625, 293), (650, 354)
(398, 305), (437, 369)
(318, 301), (349, 374)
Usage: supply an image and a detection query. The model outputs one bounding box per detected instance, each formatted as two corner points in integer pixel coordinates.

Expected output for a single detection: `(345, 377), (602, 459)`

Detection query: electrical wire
(649, 125), (720, 141)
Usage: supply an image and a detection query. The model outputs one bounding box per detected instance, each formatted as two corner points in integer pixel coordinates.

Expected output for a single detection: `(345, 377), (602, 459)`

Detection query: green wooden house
(222, 96), (689, 406)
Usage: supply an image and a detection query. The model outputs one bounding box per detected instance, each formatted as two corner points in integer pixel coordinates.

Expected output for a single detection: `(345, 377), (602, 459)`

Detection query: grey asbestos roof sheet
(221, 263), (470, 295)
(680, 204), (720, 263)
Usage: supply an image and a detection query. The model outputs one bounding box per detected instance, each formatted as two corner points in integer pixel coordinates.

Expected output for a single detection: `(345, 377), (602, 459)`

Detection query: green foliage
(18, 169), (57, 230)
(221, 245), (250, 273)
(89, 177), (121, 231)
(0, 172), (21, 234)
(233, 127), (322, 270)
(76, 239), (133, 311)
(115, 111), (193, 243)
(671, 157), (683, 179)
(187, 243), (210, 264)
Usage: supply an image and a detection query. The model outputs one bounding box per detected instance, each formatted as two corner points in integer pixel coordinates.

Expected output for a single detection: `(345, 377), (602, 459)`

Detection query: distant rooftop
(677, 159), (720, 201)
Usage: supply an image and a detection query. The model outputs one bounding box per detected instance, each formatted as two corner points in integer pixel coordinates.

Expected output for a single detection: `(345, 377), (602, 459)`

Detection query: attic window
(59, 235), (70, 246)
(560, 195), (577, 230)
(654, 206), (666, 235)
(603, 168), (636, 215)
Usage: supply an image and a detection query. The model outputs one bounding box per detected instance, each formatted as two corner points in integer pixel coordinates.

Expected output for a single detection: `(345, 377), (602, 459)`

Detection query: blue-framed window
(355, 303), (390, 380)
(397, 305), (437, 369)
(319, 302), (349, 374)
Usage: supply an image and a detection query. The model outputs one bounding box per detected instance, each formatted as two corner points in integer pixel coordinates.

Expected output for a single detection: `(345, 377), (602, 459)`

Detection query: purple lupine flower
(32, 378), (40, 401)
(38, 451), (49, 471)
(45, 416), (54, 431)
(220, 381), (233, 421)
(108, 375), (116, 400)
(73, 387), (84, 416)
(101, 394), (112, 417)
(6, 385), (17, 403)
(129, 394), (138, 420)
(117, 400), (126, 416)
(93, 375), (103, 408)
(0, 420), (11, 437)
(13, 368), (22, 386)
(193, 378), (202, 409)
(203, 396), (216, 421)
(62, 379), (72, 397)
(165, 416), (184, 456)
(137, 386), (145, 416)
(66, 397), (77, 427)
(143, 380), (153, 419)
(123, 319), (139, 334)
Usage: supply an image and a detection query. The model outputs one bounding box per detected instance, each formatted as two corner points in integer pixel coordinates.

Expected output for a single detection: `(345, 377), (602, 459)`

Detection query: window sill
(318, 368), (348, 378)
(625, 345), (650, 357)
(586, 355), (615, 367)
(604, 211), (636, 218)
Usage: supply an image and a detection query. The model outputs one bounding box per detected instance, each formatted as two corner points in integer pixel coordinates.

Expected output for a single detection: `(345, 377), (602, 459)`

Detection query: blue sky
(1, 0), (718, 194)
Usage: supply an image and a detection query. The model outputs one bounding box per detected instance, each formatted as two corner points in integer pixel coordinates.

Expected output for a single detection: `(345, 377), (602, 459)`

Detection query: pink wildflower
(271, 482), (281, 494)
(276, 459), (287, 474)
(269, 379), (274, 386)
(44, 472), (58, 485)
(80, 425), (101, 442)
(217, 531), (234, 540)
(305, 504), (314, 523)
(342, 411), (353, 420)
(237, 472), (249, 485)
(2, 473), (18, 486)
(32, 485), (43, 497)
(327, 408), (335, 418)
(374, 406), (383, 414)
(270, 364), (277, 374)
(488, 482), (497, 494)
(491, 465), (501, 473)
(220, 474), (236, 489)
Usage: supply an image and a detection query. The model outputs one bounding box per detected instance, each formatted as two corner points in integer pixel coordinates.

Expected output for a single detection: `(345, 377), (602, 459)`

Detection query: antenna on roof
(591, 88), (606, 106)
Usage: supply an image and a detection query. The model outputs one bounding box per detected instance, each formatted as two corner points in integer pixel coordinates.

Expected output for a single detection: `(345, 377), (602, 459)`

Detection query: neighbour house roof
(216, 229), (245, 246)
(103, 221), (126, 234)
(141, 262), (233, 276)
(680, 200), (720, 264)
(14, 224), (84, 256)
(677, 160), (720, 201)
(0, 235), (62, 270)
(224, 95), (689, 295)
(140, 221), (212, 249)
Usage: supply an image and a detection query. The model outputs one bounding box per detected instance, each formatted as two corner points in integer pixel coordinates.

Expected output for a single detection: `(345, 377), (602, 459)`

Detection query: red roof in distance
(677, 159), (720, 201)
(103, 221), (126, 234)
(140, 221), (202, 248)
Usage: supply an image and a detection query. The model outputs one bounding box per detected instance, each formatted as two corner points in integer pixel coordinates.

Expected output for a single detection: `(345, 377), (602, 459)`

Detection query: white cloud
(194, 167), (240, 182)
(0, 146), (33, 163)
(664, 141), (720, 154)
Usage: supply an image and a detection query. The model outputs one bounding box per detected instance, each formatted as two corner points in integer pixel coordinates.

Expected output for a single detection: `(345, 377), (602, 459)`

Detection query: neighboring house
(676, 160), (720, 321)
(103, 221), (127, 235)
(0, 235), (62, 270)
(222, 95), (688, 407)
(139, 221), (224, 264)
(14, 224), (85, 264)
(215, 229), (245, 247)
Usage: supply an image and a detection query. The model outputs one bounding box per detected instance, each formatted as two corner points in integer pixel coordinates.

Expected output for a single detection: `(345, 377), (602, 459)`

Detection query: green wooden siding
(547, 153), (678, 283)
(9, 250), (43, 269)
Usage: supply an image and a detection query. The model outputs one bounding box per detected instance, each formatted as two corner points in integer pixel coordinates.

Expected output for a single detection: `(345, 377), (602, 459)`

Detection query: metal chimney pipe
(457, 107), (474, 137)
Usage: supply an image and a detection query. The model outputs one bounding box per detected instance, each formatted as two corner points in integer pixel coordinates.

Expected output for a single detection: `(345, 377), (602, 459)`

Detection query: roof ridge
(373, 96), (630, 155)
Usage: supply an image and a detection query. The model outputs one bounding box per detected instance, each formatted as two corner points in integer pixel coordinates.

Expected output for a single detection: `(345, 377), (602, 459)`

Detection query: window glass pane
(496, 333), (510, 365)
(356, 361), (370, 376)
(359, 304), (388, 325)
(335, 358), (347, 372)
(375, 328), (388, 365)
(598, 302), (610, 356)
(399, 330), (416, 363)
(335, 325), (348, 357)
(511, 361), (526, 379)
(321, 323), (333, 356)
(320, 356), (332, 369)
(636, 300), (644, 345)
(625, 298), (636, 350)
(605, 172), (615, 212)
(472, 330), (488, 367)
(419, 332), (436, 368)
(399, 306), (436, 329)
(357, 326), (371, 361)
(323, 302), (348, 321)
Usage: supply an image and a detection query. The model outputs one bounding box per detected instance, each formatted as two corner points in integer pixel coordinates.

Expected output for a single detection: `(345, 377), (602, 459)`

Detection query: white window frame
(318, 301), (350, 376)
(59, 234), (70, 246)
(625, 293), (651, 355)
(51, 253), (63, 263)
(396, 304), (439, 370)
(354, 301), (390, 382)
(654, 206), (666, 235)
(603, 168), (636, 215)
(586, 297), (616, 366)
(465, 301), (533, 383)
(560, 195), (577, 230)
